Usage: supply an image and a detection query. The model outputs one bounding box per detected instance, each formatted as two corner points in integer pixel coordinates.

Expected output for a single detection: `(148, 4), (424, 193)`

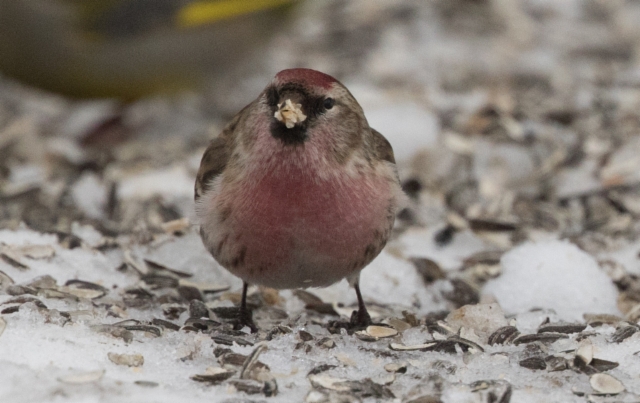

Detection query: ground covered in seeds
(2, 1), (640, 402)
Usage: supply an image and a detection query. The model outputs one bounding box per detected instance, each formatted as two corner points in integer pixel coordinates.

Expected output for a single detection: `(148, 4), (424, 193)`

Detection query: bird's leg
(349, 281), (372, 328)
(234, 282), (258, 333)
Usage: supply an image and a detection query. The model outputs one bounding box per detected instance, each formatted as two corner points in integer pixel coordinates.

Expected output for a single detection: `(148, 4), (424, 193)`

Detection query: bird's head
(262, 68), (366, 147)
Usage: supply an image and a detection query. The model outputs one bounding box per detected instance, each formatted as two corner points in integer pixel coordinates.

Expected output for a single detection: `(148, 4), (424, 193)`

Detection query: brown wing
(194, 112), (244, 200)
(194, 100), (260, 200)
(194, 136), (229, 200)
(370, 128), (396, 164)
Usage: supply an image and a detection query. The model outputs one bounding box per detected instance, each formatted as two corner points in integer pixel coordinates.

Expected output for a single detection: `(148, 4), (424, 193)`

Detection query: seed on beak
(274, 99), (307, 129)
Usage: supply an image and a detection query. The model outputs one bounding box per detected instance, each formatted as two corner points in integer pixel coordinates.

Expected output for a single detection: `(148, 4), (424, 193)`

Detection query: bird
(0, 0), (297, 99)
(194, 68), (405, 331)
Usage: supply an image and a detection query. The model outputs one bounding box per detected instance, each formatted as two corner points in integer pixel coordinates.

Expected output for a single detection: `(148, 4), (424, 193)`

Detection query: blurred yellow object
(0, 0), (297, 99)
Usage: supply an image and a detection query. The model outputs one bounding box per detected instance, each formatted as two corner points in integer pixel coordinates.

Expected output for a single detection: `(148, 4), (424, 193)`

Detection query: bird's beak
(274, 99), (307, 129)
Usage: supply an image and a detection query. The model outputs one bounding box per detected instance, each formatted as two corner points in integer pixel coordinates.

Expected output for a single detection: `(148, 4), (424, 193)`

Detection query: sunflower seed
(576, 341), (594, 366)
(212, 333), (253, 347)
(411, 258), (446, 284)
(590, 373), (624, 395)
(177, 279), (229, 294)
(122, 325), (161, 337)
(0, 269), (15, 288)
(143, 259), (192, 278)
(27, 275), (56, 289)
(389, 342), (437, 351)
(134, 381), (159, 388)
(61, 280), (107, 299)
(538, 323), (586, 334)
(470, 379), (512, 403)
(0, 252), (29, 271)
(488, 326), (520, 345)
(584, 314), (623, 327)
(365, 326), (398, 339)
(5, 285), (36, 296)
(513, 332), (568, 345)
(519, 357), (547, 370)
(384, 363), (407, 373)
(308, 375), (352, 392)
(188, 300), (209, 319)
(610, 325), (638, 343)
(228, 379), (266, 395)
(190, 367), (235, 384)
(151, 318), (180, 331)
(239, 342), (268, 380)
(58, 370), (105, 384)
(92, 325), (134, 343)
(545, 355), (569, 372)
(108, 352), (144, 367)
(17, 244), (55, 260)
(298, 330), (314, 341)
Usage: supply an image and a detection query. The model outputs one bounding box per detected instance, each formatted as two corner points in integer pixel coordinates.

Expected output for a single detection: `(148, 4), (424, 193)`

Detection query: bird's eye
(323, 97), (335, 110)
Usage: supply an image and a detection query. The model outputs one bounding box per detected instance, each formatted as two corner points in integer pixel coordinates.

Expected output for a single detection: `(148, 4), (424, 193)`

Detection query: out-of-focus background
(3, 0), (640, 237)
(2, 1), (640, 402)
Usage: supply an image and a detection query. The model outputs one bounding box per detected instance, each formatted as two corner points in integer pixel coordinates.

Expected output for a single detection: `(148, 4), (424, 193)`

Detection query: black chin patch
(270, 120), (308, 145)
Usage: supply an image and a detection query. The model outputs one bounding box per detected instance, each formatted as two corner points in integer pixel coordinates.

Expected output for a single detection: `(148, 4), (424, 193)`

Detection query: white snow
(365, 102), (440, 162)
(483, 240), (621, 321)
(116, 165), (194, 202)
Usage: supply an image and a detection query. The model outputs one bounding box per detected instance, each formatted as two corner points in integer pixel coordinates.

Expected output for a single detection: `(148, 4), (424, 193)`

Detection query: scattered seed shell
(308, 375), (351, 392)
(590, 373), (625, 395)
(178, 279), (229, 294)
(191, 367), (235, 384)
(58, 370), (105, 384)
(0, 251), (29, 271)
(366, 326), (398, 339)
(212, 333), (254, 347)
(108, 352), (144, 367)
(17, 244), (55, 260)
(389, 342), (437, 351)
(387, 318), (412, 332)
(0, 317), (6, 338)
(519, 357), (547, 370)
(591, 358), (619, 372)
(0, 269), (15, 288)
(151, 318), (180, 331)
(576, 341), (593, 366)
(545, 356), (569, 372)
(538, 323), (587, 334)
(134, 380), (159, 388)
(513, 332), (568, 345)
(488, 326), (520, 345)
(610, 325), (638, 343)
(161, 217), (190, 234)
(384, 363), (407, 373)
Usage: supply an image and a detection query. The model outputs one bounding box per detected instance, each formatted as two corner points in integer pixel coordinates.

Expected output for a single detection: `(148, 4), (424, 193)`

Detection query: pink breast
(222, 167), (391, 288)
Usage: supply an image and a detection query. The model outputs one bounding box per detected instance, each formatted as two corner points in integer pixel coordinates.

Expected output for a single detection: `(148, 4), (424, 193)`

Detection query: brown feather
(369, 128), (395, 164)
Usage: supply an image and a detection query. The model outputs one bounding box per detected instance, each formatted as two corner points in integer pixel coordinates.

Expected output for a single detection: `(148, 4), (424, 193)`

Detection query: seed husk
(513, 332), (568, 345)
(610, 325), (638, 343)
(365, 325), (398, 339)
(488, 326), (520, 345)
(191, 367), (235, 384)
(108, 352), (144, 367)
(389, 342), (437, 351)
(58, 370), (105, 384)
(590, 373), (624, 395)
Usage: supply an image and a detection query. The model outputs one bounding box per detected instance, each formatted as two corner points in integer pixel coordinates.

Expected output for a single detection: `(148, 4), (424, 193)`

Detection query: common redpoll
(195, 68), (404, 330)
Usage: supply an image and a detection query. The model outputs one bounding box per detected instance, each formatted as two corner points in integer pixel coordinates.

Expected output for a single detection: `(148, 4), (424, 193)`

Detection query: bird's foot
(349, 308), (372, 329)
(232, 307), (258, 333)
(211, 306), (259, 333)
(326, 309), (372, 334)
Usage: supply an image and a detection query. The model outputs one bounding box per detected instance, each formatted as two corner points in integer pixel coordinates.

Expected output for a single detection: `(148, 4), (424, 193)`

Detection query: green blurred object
(0, 0), (296, 99)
